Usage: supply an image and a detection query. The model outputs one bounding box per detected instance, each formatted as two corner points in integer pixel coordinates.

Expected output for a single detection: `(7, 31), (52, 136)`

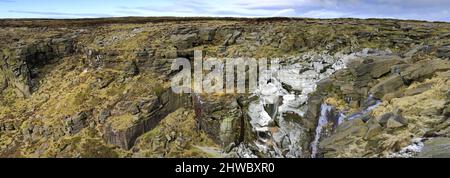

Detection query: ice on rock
(388, 138), (425, 158)
(311, 104), (333, 158)
(247, 51), (360, 158)
(248, 103), (271, 131)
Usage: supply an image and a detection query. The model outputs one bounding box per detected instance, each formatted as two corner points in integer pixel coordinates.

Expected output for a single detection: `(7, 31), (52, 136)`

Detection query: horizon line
(0, 16), (448, 23)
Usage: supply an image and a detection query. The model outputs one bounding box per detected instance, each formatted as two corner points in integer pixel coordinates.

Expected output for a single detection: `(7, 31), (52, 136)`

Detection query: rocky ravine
(0, 18), (449, 158)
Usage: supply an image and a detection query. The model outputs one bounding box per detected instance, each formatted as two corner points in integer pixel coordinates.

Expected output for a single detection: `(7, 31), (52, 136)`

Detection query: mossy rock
(79, 138), (120, 158)
(0, 73), (7, 91)
(109, 114), (140, 131)
(133, 108), (219, 158)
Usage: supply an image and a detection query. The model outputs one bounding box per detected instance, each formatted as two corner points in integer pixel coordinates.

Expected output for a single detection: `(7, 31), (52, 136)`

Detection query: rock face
(0, 35), (76, 98)
(370, 60), (450, 99)
(65, 111), (91, 135)
(193, 94), (247, 149)
(350, 55), (402, 81)
(437, 45), (450, 59)
(132, 108), (221, 158)
(103, 89), (191, 150)
(243, 52), (359, 158)
(418, 138), (450, 158)
(314, 60), (450, 157)
(1, 18), (450, 158)
(320, 119), (368, 150)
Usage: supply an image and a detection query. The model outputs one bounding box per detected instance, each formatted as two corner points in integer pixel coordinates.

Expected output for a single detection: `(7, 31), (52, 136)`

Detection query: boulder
(364, 119), (383, 140)
(403, 45), (428, 59)
(404, 83), (432, 96)
(370, 56), (402, 78)
(348, 56), (402, 90)
(369, 75), (405, 99)
(377, 113), (394, 126)
(437, 45), (450, 59)
(124, 61), (139, 77)
(319, 119), (368, 149)
(65, 111), (90, 135)
(377, 112), (407, 128)
(198, 27), (216, 42)
(171, 33), (198, 50)
(223, 31), (241, 46)
(370, 60), (450, 99)
(386, 118), (406, 129)
(0, 73), (7, 92)
(403, 60), (450, 80)
(418, 137), (450, 158)
(444, 106), (450, 117)
(97, 110), (111, 124)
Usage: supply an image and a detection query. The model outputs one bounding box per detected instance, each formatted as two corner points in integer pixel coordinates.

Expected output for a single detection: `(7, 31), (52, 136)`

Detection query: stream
(310, 95), (382, 158)
(238, 49), (392, 158)
(246, 51), (355, 157)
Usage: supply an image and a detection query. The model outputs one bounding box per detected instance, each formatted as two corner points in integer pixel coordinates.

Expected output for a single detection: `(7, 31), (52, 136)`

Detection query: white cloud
(300, 9), (347, 18)
(6, 0), (448, 21)
(272, 9), (297, 17)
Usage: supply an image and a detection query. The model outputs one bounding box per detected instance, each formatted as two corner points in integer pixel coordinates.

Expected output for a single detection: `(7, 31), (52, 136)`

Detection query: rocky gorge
(0, 17), (449, 158)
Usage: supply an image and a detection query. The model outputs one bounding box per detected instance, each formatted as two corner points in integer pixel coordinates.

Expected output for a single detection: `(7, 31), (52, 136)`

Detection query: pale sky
(0, 0), (449, 22)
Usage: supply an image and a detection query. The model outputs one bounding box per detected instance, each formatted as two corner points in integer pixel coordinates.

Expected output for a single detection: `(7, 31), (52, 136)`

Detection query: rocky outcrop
(170, 27), (217, 54)
(1, 18), (450, 158)
(319, 119), (368, 157)
(64, 111), (91, 135)
(418, 138), (450, 158)
(132, 108), (220, 158)
(437, 45), (450, 59)
(193, 94), (248, 149)
(103, 89), (191, 150)
(300, 46), (450, 158)
(0, 35), (77, 98)
(349, 55), (402, 81)
(370, 60), (450, 99)
(315, 63), (449, 157)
